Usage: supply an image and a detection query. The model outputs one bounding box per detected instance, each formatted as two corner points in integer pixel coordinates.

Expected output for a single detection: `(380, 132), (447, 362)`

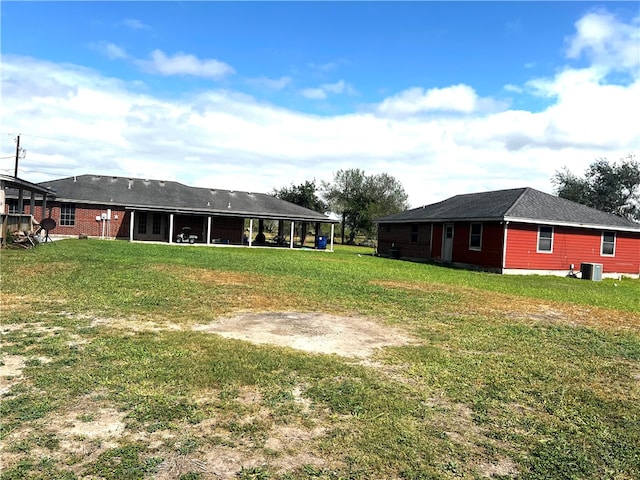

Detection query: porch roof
(39, 175), (337, 223)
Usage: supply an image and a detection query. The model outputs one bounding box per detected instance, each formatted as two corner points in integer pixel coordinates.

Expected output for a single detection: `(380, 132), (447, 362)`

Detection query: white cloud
(119, 18), (151, 31)
(93, 42), (129, 60)
(376, 84), (481, 116)
(246, 76), (292, 90)
(503, 84), (523, 94)
(300, 87), (327, 100)
(1, 10), (638, 209)
(136, 50), (235, 79)
(566, 9), (640, 74)
(309, 61), (340, 72)
(300, 79), (357, 100)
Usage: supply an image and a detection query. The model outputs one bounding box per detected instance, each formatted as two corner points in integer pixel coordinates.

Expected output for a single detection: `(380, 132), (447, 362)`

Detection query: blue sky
(1, 1), (639, 207)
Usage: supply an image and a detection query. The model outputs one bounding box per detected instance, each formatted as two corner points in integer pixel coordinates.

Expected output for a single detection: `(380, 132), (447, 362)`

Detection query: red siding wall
(377, 223), (431, 258)
(376, 221), (505, 269)
(451, 222), (505, 269)
(505, 223), (640, 274)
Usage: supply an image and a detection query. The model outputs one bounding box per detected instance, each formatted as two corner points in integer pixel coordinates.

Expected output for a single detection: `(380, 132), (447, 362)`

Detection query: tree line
(554, 155), (640, 222)
(273, 168), (409, 244)
(272, 155), (639, 246)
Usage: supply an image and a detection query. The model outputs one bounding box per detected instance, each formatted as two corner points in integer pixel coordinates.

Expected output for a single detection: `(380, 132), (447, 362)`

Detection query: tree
(322, 169), (409, 244)
(273, 179), (327, 213)
(553, 155), (640, 221)
(273, 180), (327, 244)
(322, 169), (366, 244)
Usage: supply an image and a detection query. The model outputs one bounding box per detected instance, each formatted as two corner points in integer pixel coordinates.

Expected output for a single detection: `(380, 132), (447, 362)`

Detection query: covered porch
(1, 174), (54, 246)
(127, 208), (336, 251)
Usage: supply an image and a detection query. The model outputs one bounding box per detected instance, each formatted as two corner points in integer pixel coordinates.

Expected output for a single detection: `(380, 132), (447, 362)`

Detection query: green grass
(1, 239), (639, 479)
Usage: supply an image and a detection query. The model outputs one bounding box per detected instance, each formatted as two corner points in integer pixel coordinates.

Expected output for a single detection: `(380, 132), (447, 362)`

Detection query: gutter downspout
(129, 210), (135, 242)
(330, 223), (335, 252)
(290, 221), (295, 249)
(501, 221), (509, 273)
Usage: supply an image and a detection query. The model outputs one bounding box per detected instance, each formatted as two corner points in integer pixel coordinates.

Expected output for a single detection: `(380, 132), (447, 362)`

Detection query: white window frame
(60, 203), (76, 227)
(469, 222), (482, 251)
(537, 226), (553, 253)
(601, 231), (616, 256)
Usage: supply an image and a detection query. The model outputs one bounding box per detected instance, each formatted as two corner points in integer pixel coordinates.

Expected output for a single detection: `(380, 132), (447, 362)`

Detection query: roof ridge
(503, 187), (531, 217)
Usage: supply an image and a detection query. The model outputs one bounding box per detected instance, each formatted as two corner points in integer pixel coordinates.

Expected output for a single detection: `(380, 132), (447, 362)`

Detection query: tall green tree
(322, 169), (409, 243)
(273, 179), (327, 213)
(553, 156), (640, 221)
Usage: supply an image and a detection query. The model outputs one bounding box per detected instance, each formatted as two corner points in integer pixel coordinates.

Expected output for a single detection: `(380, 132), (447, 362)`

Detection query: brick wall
(25, 202), (129, 239)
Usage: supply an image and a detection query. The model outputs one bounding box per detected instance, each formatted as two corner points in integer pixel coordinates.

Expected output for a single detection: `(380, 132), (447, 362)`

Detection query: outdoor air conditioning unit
(580, 262), (603, 281)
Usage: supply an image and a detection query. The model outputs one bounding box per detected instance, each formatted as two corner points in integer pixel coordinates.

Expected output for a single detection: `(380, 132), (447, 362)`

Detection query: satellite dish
(40, 217), (56, 243)
(41, 218), (56, 230)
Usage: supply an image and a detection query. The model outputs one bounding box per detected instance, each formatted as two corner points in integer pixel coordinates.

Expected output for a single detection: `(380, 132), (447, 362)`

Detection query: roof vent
(227, 202), (231, 209)
(159, 181), (165, 187)
(128, 179), (133, 189)
(207, 201), (210, 207)
(73, 176), (77, 182)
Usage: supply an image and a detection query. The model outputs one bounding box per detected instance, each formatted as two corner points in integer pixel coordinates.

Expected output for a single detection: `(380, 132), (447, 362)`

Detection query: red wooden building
(376, 188), (640, 278)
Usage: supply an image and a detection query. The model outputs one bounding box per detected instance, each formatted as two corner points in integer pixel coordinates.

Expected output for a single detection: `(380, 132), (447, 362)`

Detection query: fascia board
(503, 216), (640, 233)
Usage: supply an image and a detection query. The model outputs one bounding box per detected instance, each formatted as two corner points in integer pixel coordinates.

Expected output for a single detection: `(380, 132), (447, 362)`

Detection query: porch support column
(207, 216), (212, 245)
(315, 222), (320, 249)
(249, 219), (253, 247)
(29, 190), (35, 217)
(129, 210), (135, 241)
(330, 224), (335, 252)
(42, 193), (48, 221)
(168, 213), (174, 244)
(290, 221), (295, 249)
(18, 189), (24, 214)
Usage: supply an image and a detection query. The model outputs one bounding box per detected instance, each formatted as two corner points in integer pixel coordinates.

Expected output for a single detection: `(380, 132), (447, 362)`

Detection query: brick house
(5, 174), (337, 249)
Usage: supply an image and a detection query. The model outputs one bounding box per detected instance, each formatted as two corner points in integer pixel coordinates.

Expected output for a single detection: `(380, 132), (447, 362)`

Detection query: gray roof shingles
(40, 175), (335, 223)
(377, 187), (640, 231)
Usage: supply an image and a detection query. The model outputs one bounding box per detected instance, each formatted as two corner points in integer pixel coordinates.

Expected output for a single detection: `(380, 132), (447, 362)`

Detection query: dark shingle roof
(40, 175), (335, 223)
(376, 187), (640, 232)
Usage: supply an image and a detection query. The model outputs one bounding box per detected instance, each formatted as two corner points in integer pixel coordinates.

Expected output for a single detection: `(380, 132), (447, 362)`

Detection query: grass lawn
(1, 239), (639, 479)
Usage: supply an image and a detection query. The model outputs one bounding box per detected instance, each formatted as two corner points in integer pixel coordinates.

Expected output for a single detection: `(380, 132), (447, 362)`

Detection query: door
(442, 223), (454, 262)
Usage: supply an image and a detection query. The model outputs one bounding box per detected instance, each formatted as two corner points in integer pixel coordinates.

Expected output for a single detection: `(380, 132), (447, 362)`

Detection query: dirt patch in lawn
(193, 311), (418, 358)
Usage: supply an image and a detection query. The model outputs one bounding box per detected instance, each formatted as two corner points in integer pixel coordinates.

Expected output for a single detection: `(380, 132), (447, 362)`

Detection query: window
(60, 203), (76, 226)
(537, 226), (553, 252)
(7, 199), (18, 214)
(410, 224), (419, 243)
(469, 223), (482, 250)
(601, 231), (616, 256)
(137, 212), (147, 234)
(152, 213), (162, 235)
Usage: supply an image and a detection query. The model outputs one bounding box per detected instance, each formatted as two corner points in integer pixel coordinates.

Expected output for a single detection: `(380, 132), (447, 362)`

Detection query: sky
(1, 1), (639, 209)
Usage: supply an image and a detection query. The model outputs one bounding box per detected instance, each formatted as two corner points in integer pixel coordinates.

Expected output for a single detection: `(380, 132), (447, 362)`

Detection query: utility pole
(13, 134), (26, 178)
(14, 134), (20, 178)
